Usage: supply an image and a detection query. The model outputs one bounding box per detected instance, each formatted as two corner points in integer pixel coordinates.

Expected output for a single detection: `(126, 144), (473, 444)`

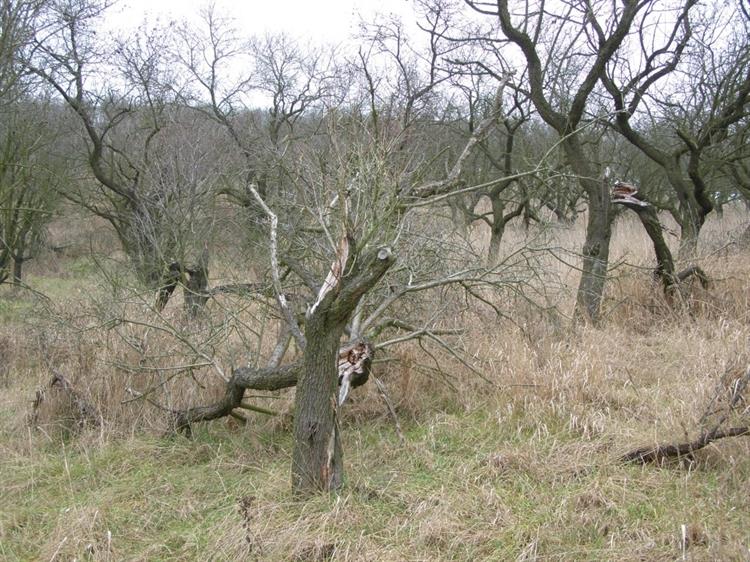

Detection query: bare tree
(21, 2), (565, 496)
(432, 0), (700, 321)
(0, 0), (60, 285)
(156, 7), (547, 494)
(26, 0), (220, 286)
(450, 77), (535, 263)
(0, 100), (62, 284)
(602, 0), (748, 258)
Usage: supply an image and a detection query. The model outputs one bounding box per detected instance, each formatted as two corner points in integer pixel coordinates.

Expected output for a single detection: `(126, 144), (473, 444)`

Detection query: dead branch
(412, 74), (512, 198)
(621, 367), (750, 464)
(246, 182), (307, 349)
(209, 282), (267, 296)
(676, 265), (710, 288)
(370, 316), (465, 351)
(359, 266), (501, 335)
(171, 341), (377, 435)
(238, 402), (279, 416)
(171, 362), (301, 435)
(620, 427), (749, 463)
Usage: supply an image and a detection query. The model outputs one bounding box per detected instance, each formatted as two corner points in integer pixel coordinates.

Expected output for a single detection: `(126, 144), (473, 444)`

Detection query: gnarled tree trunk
(612, 185), (710, 301)
(567, 138), (612, 323)
(291, 312), (347, 491)
(291, 245), (395, 494)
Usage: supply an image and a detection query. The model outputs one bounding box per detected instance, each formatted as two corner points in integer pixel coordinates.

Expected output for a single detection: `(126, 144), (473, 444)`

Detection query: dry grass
(1, 206), (750, 560)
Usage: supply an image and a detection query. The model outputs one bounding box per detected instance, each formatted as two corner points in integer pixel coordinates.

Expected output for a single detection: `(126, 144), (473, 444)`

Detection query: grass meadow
(1, 207), (749, 561)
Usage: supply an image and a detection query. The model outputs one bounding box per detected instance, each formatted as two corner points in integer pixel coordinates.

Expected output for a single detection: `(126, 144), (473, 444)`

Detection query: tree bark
(567, 137), (612, 323)
(676, 202), (703, 261)
(291, 245), (395, 494)
(184, 248), (209, 317)
(291, 314), (346, 492)
(576, 190), (611, 322)
(12, 225), (30, 283)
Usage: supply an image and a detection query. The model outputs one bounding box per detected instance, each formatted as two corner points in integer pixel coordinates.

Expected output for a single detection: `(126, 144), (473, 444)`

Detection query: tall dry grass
(7, 203), (750, 439)
(2, 203), (750, 560)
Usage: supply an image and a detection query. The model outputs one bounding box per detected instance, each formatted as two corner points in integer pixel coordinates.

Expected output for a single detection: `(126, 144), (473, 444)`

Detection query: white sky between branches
(109, 0), (418, 43)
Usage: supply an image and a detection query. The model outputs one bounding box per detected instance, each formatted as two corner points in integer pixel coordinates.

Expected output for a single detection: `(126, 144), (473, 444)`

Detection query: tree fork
(292, 245), (395, 494)
(612, 185), (710, 300)
(172, 363), (301, 435)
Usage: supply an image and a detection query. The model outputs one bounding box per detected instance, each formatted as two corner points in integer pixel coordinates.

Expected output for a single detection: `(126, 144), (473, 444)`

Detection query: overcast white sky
(110, 0), (418, 43)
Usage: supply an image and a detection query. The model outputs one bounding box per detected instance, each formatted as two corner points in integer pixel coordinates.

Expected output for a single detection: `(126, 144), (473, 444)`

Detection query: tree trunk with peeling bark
(291, 311), (346, 492)
(291, 245), (395, 494)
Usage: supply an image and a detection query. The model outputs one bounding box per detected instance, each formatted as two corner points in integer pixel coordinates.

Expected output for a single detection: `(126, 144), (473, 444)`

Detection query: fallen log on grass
(622, 366), (750, 464)
(620, 427), (749, 464)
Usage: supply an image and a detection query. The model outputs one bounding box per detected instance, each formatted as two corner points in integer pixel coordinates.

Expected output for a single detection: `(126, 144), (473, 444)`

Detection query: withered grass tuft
(1, 208), (750, 560)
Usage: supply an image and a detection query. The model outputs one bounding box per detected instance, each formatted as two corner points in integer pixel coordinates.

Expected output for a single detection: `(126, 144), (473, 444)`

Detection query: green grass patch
(2, 397), (750, 560)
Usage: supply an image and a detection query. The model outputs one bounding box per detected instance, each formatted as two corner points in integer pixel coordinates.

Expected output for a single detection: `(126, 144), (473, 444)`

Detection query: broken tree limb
(337, 341), (374, 406)
(621, 366), (750, 464)
(620, 427), (750, 464)
(230, 410), (249, 424)
(171, 362), (302, 434)
(611, 183), (711, 298)
(308, 235), (351, 318)
(171, 339), (380, 435)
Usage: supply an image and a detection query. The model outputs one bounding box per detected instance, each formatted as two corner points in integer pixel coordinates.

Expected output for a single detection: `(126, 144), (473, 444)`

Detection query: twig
(229, 410), (249, 424)
(246, 183), (306, 349)
(372, 376), (405, 444)
(237, 402), (278, 416)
